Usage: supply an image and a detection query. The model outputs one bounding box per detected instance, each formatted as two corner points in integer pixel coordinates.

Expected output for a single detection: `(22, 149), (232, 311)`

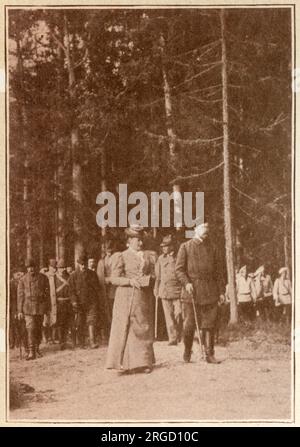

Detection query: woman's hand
(130, 278), (141, 289)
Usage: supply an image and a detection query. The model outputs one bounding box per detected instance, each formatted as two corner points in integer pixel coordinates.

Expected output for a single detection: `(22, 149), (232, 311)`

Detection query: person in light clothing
(273, 267), (292, 325)
(254, 265), (274, 321)
(236, 265), (256, 322)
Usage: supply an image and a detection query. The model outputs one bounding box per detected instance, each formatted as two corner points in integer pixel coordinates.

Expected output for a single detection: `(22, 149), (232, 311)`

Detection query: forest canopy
(8, 7), (292, 284)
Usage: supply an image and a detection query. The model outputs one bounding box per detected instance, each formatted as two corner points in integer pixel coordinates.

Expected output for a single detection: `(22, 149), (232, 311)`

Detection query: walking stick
(154, 295), (159, 340)
(19, 325), (23, 361)
(191, 294), (205, 361)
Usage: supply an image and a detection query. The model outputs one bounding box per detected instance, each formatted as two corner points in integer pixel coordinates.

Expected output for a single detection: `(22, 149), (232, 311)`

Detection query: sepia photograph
(5, 3), (295, 423)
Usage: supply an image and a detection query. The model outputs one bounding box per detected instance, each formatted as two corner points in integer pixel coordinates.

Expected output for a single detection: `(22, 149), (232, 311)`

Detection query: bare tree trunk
(39, 215), (45, 268)
(64, 13), (84, 264)
(221, 9), (238, 325)
(235, 228), (242, 269)
(159, 33), (176, 165)
(16, 34), (32, 260)
(159, 33), (182, 232)
(24, 156), (33, 260)
(283, 212), (290, 270)
(100, 146), (107, 240)
(56, 163), (66, 260)
(55, 37), (67, 262)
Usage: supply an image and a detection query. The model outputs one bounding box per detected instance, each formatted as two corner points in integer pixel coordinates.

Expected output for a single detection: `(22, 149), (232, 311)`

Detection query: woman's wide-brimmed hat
(125, 224), (145, 238)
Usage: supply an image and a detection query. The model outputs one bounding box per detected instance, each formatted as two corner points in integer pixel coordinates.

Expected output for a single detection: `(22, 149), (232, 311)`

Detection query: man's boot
(183, 330), (193, 363)
(36, 345), (43, 357)
(26, 329), (36, 361)
(43, 326), (52, 344)
(60, 327), (67, 350)
(71, 328), (77, 349)
(22, 329), (29, 360)
(205, 329), (221, 364)
(88, 325), (99, 349)
(78, 327), (86, 349)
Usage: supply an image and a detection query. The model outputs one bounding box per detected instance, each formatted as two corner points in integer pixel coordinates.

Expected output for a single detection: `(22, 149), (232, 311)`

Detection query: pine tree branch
(172, 62), (222, 91)
(236, 205), (279, 231)
(259, 113), (289, 132)
(73, 48), (89, 69)
(140, 97), (164, 109)
(188, 84), (222, 94)
(230, 141), (262, 154)
(227, 32), (278, 49)
(170, 162), (224, 184)
(48, 29), (67, 55)
(270, 194), (288, 204)
(232, 186), (258, 203)
(185, 94), (223, 104)
(194, 42), (221, 64)
(137, 128), (223, 146)
(168, 39), (221, 61)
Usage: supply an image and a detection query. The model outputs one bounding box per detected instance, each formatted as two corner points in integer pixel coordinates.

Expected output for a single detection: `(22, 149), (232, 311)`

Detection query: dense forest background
(8, 8), (292, 288)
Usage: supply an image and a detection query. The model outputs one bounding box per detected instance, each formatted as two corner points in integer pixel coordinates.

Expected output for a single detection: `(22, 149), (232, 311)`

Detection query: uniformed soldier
(236, 265), (256, 322)
(9, 267), (28, 355)
(254, 265), (274, 321)
(17, 259), (50, 360)
(55, 259), (73, 350)
(273, 267), (292, 325)
(175, 222), (224, 364)
(69, 255), (101, 349)
(154, 235), (182, 346)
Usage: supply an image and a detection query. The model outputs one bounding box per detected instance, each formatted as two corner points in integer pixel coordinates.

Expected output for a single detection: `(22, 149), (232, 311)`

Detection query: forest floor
(9, 324), (292, 423)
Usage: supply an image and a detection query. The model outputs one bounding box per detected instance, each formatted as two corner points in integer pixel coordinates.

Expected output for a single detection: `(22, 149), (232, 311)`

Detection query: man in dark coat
(17, 259), (50, 360)
(55, 259), (73, 350)
(69, 255), (101, 349)
(175, 222), (223, 364)
(10, 267), (28, 355)
(97, 239), (119, 338)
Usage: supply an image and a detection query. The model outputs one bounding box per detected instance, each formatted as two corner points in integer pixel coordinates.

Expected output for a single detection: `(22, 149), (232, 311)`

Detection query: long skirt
(105, 286), (155, 371)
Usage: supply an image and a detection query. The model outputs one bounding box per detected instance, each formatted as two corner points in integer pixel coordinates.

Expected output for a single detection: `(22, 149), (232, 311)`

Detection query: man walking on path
(17, 259), (50, 360)
(69, 255), (102, 349)
(175, 222), (224, 364)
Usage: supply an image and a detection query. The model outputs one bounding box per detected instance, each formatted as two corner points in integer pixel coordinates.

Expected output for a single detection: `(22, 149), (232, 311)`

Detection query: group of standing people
(10, 256), (106, 360)
(105, 221), (223, 374)
(232, 264), (292, 324)
(10, 221), (292, 376)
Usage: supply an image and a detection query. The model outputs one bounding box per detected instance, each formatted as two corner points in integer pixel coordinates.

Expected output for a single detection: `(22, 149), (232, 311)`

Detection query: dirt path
(9, 339), (292, 422)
